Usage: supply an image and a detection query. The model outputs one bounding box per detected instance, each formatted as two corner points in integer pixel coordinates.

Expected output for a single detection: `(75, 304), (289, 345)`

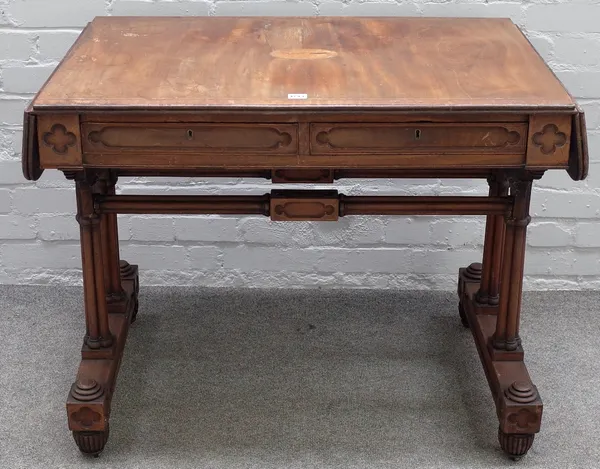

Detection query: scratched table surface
(32, 16), (574, 110)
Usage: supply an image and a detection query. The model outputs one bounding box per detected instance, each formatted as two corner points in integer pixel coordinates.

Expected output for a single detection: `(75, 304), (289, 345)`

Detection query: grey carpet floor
(1, 286), (599, 469)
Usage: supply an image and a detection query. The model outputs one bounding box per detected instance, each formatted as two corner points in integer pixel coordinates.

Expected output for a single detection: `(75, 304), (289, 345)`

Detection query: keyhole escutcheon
(415, 129), (422, 140)
(187, 129), (194, 140)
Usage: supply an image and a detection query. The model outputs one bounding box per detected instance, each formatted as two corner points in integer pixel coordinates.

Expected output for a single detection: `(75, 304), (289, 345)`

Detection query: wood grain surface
(32, 16), (574, 110)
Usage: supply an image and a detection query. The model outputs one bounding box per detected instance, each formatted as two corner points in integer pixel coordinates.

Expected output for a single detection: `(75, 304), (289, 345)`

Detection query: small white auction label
(288, 93), (308, 100)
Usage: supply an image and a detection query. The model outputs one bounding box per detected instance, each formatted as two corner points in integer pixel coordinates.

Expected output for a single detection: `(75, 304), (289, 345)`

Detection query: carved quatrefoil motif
(532, 124), (567, 155)
(507, 409), (537, 431)
(72, 407), (101, 428)
(43, 124), (77, 154)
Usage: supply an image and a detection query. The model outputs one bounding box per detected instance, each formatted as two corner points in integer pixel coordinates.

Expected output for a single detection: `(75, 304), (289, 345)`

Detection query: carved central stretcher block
(270, 190), (339, 221)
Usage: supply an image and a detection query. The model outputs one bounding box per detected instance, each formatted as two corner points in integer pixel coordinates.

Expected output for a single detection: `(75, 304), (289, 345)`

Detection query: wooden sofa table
(21, 16), (588, 460)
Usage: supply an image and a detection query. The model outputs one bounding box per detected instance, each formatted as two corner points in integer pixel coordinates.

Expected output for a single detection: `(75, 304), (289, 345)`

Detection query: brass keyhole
(415, 129), (422, 140)
(186, 129), (194, 140)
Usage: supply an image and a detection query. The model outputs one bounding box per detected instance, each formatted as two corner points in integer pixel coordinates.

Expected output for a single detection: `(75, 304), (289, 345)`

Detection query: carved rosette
(532, 124), (567, 155)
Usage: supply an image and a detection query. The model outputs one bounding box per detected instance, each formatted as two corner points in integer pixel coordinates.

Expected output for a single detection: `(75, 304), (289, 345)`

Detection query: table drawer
(82, 123), (298, 154)
(310, 123), (527, 155)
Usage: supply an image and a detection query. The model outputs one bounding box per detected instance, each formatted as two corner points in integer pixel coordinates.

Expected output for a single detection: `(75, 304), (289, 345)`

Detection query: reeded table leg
(457, 173), (542, 460)
(476, 174), (509, 308)
(95, 172), (128, 308)
(66, 171), (139, 456)
(458, 174), (508, 328)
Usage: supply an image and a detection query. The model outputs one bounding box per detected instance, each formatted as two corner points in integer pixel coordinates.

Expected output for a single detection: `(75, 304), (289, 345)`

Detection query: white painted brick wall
(0, 0), (599, 290)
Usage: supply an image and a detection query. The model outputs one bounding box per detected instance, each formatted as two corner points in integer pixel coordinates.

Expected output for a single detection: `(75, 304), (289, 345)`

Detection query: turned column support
(476, 173), (509, 307)
(76, 173), (113, 349)
(492, 177), (532, 352)
(94, 171), (126, 305)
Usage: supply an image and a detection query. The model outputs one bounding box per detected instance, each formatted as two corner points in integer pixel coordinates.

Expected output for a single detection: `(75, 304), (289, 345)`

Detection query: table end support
(66, 261), (138, 456)
(458, 263), (542, 460)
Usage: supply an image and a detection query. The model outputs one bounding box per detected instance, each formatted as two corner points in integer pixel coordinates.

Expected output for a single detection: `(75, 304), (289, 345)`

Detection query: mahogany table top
(32, 16), (575, 111)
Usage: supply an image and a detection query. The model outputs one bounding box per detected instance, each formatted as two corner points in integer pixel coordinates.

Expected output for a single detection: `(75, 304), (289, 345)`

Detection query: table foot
(66, 263), (138, 457)
(498, 427), (534, 460)
(457, 264), (542, 460)
(73, 423), (109, 456)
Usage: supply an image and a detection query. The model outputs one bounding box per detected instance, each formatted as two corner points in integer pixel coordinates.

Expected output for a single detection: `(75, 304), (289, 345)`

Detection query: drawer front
(310, 123), (527, 155)
(82, 123), (298, 154)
